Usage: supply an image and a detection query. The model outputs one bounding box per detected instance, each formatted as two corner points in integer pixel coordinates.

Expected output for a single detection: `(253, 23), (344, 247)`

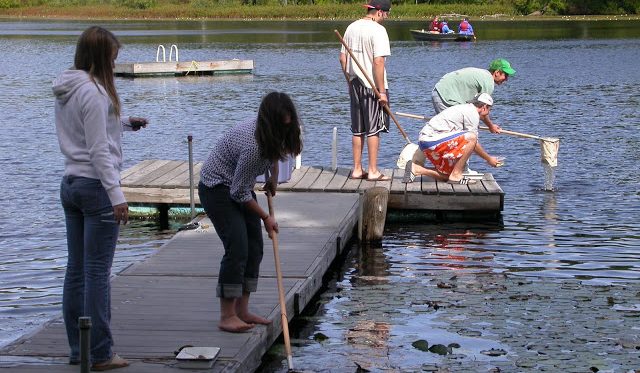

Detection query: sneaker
(402, 161), (415, 183)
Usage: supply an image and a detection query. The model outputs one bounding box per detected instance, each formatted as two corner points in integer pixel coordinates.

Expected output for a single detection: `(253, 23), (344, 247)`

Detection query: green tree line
(1, 0), (638, 16)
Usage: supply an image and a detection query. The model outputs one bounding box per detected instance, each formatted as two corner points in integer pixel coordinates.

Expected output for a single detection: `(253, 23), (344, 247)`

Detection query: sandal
(447, 178), (476, 185)
(91, 353), (129, 371)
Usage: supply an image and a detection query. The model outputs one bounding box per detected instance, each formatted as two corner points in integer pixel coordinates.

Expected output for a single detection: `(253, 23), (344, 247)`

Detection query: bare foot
(238, 312), (272, 325)
(218, 316), (255, 333)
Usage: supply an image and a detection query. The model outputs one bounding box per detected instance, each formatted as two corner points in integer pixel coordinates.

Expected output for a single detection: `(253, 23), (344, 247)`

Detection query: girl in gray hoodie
(53, 26), (146, 371)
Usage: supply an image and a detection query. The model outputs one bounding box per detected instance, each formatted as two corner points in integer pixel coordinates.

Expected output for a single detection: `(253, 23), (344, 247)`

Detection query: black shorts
(349, 78), (390, 137)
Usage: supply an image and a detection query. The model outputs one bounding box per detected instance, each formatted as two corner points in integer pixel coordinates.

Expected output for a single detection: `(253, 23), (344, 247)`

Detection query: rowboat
(410, 29), (475, 42)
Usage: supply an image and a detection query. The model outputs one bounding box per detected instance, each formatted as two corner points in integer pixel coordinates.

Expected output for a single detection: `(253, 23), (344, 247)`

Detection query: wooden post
(360, 187), (389, 242)
(331, 127), (338, 171)
(158, 204), (169, 230)
(79, 316), (91, 373)
(187, 135), (195, 220)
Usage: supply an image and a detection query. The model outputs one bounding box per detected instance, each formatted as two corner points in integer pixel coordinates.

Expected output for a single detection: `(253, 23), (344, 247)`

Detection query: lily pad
(481, 348), (507, 357)
(411, 339), (429, 352)
(428, 344), (449, 355)
(313, 332), (328, 342)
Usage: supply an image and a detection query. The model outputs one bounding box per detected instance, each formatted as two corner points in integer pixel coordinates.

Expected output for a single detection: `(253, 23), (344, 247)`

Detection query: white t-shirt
(419, 103), (480, 141)
(341, 19), (390, 89)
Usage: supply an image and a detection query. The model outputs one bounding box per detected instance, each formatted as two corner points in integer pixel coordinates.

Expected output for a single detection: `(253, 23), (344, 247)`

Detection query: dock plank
(308, 168), (338, 192)
(121, 160), (173, 185)
(324, 168), (350, 192)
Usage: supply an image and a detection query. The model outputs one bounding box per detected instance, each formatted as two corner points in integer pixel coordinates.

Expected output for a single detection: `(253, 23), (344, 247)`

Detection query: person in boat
(429, 16), (441, 33)
(198, 92), (303, 333)
(402, 93), (502, 185)
(54, 26), (148, 371)
(458, 18), (475, 35)
(440, 20), (454, 34)
(339, 0), (392, 181)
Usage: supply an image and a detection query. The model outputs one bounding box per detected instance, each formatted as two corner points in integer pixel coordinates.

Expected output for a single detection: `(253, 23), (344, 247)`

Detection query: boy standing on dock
(339, 0), (392, 181)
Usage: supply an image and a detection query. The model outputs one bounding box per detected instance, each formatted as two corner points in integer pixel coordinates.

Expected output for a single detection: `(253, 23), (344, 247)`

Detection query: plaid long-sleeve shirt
(199, 119), (271, 203)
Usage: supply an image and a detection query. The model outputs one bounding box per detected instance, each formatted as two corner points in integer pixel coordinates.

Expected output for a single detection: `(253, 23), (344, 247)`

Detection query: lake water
(0, 19), (639, 371)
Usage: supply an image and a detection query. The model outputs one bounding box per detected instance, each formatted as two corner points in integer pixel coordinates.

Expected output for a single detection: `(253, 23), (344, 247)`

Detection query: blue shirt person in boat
(458, 18), (475, 35)
(402, 94), (502, 185)
(440, 20), (454, 34)
(198, 92), (303, 333)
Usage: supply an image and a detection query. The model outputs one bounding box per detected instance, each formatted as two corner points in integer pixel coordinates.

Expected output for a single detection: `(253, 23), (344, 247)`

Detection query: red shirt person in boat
(429, 16), (441, 33)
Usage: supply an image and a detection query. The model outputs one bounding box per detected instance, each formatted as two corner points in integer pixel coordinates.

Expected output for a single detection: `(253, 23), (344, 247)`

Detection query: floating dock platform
(120, 160), (504, 217)
(114, 59), (254, 77)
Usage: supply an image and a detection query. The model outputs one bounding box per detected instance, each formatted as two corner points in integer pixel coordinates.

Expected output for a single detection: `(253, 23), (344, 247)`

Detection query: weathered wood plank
(389, 168), (406, 194)
(131, 160), (184, 187)
(307, 168), (337, 192)
(121, 159), (171, 184)
(292, 166), (322, 191)
(121, 159), (155, 180)
(121, 159), (171, 186)
(324, 168), (350, 192)
(277, 166), (309, 191)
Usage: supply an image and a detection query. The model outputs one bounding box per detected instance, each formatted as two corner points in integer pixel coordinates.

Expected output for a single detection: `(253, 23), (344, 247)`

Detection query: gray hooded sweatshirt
(53, 69), (126, 206)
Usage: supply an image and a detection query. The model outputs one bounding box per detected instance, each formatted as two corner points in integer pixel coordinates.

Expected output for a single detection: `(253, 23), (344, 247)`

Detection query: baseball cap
(489, 58), (516, 76)
(365, 0), (391, 12)
(474, 93), (493, 106)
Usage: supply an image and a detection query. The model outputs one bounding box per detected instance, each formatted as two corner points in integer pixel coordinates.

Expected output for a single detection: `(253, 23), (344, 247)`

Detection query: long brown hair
(255, 92), (303, 161)
(74, 26), (121, 116)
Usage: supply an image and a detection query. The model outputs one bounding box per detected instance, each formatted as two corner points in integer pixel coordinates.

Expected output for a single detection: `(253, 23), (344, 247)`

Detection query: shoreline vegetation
(1, 1), (639, 21)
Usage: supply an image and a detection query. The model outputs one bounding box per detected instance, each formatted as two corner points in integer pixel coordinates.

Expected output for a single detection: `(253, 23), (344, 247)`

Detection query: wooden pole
(266, 192), (294, 370)
(360, 187), (389, 242)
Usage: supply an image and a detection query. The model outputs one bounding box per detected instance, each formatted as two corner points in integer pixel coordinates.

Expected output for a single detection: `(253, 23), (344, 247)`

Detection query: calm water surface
(0, 19), (638, 369)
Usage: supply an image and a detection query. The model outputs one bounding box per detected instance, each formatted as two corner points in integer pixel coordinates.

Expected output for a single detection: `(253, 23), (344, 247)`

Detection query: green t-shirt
(434, 67), (495, 106)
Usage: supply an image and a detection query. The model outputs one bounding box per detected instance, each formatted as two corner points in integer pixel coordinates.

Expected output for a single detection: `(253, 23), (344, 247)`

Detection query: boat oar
(395, 111), (560, 167)
(335, 30), (422, 169)
(265, 190), (294, 371)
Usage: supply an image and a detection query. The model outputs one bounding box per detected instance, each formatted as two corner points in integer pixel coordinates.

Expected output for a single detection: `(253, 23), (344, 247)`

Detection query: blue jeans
(60, 176), (118, 364)
(198, 183), (263, 298)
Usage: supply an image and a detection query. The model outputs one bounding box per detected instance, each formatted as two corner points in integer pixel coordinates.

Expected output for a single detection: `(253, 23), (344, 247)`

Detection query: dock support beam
(359, 187), (389, 242)
(158, 204), (169, 230)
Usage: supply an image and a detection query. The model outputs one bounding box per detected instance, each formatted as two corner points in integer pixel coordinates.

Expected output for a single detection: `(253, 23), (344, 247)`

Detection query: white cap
(474, 93), (493, 106)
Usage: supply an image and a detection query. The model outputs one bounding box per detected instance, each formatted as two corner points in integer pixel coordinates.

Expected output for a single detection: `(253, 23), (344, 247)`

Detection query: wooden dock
(0, 160), (505, 372)
(120, 160), (504, 216)
(114, 59), (254, 77)
(0, 192), (360, 372)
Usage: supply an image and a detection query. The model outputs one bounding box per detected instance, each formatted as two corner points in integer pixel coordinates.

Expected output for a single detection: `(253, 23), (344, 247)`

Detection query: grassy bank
(2, 1), (639, 21)
(0, 2), (516, 20)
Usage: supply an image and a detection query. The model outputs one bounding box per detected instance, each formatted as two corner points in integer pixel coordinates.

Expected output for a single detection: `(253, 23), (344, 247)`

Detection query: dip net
(540, 138), (560, 167)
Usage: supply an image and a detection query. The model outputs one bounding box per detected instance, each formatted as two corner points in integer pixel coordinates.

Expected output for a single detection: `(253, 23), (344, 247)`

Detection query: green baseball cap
(489, 58), (516, 75)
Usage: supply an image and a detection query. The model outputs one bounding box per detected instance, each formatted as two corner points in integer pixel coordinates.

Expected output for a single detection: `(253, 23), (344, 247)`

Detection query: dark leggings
(198, 183), (263, 298)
